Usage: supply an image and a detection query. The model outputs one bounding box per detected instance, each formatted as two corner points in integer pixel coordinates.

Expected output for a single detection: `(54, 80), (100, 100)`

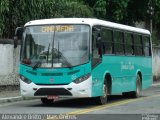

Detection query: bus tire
(95, 81), (108, 105)
(41, 98), (54, 105)
(130, 75), (141, 98)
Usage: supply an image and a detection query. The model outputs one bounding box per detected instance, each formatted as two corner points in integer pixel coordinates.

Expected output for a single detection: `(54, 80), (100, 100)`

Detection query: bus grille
(34, 88), (72, 96)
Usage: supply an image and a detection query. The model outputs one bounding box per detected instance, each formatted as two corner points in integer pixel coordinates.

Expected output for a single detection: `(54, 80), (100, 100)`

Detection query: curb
(0, 96), (23, 104)
(0, 96), (37, 104)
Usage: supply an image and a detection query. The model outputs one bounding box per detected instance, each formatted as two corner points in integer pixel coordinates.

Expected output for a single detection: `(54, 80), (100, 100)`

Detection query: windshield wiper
(32, 61), (41, 70)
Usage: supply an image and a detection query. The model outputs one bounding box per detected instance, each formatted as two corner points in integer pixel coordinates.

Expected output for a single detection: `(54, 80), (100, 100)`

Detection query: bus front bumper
(20, 76), (92, 98)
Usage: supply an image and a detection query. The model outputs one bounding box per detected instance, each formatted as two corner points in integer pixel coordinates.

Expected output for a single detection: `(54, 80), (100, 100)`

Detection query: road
(0, 85), (160, 120)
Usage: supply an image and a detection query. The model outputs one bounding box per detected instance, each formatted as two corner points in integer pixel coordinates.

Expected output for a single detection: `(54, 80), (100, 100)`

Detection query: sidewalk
(0, 85), (20, 98)
(152, 80), (160, 86)
(0, 81), (160, 104)
(0, 85), (22, 103)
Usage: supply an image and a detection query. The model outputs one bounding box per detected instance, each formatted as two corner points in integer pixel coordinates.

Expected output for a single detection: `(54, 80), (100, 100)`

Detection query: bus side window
(124, 33), (134, 55)
(143, 36), (151, 56)
(134, 34), (143, 56)
(114, 31), (124, 55)
(101, 28), (113, 54)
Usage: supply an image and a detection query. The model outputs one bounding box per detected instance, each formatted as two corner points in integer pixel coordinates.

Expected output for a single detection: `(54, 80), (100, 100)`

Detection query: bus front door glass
(92, 31), (102, 68)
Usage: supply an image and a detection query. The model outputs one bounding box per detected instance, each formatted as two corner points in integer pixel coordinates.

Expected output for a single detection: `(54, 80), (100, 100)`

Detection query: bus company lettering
(42, 25), (75, 32)
(121, 62), (134, 71)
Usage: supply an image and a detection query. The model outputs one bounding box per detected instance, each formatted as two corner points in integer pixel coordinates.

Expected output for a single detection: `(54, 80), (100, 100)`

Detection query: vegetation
(0, 0), (160, 44)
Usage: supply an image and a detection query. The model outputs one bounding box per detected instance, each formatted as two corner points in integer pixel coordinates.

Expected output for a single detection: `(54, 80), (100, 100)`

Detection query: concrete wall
(152, 47), (160, 81)
(0, 39), (20, 86)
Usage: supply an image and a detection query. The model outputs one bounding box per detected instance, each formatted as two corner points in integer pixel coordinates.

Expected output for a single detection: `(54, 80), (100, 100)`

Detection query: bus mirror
(14, 27), (23, 48)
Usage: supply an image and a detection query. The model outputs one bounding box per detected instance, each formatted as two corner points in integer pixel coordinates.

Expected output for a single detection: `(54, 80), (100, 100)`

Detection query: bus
(14, 18), (152, 105)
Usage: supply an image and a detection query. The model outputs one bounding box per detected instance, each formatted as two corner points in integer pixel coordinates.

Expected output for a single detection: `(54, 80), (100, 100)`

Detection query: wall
(152, 47), (160, 81)
(0, 39), (20, 86)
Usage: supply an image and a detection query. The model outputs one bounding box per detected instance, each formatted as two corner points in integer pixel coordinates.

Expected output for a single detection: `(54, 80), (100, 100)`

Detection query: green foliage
(93, 0), (106, 19)
(52, 0), (93, 17)
(0, 0), (9, 37)
(1, 0), (160, 45)
(106, 0), (130, 22)
(0, 0), (93, 38)
(126, 0), (149, 25)
(153, 0), (160, 26)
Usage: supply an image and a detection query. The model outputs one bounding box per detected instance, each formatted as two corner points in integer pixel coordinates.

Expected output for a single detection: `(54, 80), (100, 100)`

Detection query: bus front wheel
(95, 81), (108, 105)
(41, 98), (54, 105)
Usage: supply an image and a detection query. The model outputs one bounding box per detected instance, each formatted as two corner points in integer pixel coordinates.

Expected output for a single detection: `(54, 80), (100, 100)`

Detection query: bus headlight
(20, 75), (32, 84)
(73, 73), (91, 84)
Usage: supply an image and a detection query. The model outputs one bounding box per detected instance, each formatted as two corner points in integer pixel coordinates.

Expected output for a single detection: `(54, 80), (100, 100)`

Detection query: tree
(0, 0), (93, 38)
(93, 0), (106, 19)
(0, 0), (9, 38)
(125, 0), (149, 25)
(105, 0), (130, 23)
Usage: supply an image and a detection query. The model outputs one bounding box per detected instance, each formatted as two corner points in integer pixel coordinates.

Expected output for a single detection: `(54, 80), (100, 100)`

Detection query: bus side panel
(91, 55), (152, 97)
(91, 55), (123, 97)
(140, 57), (153, 90)
(103, 55), (135, 94)
(91, 63), (105, 97)
(142, 74), (153, 90)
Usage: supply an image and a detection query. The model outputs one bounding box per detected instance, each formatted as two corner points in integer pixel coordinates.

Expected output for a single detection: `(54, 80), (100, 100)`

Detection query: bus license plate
(47, 96), (58, 100)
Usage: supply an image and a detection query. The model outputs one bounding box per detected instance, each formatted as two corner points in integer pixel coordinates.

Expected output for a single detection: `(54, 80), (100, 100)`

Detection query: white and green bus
(14, 18), (152, 105)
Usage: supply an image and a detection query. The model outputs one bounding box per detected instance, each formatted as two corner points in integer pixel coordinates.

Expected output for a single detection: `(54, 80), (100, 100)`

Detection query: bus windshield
(21, 25), (90, 68)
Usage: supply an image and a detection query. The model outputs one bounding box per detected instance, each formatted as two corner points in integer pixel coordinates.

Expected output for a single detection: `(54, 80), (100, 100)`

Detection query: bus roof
(25, 18), (150, 35)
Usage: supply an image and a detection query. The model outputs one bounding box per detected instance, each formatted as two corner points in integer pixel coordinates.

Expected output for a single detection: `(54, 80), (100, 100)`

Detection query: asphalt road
(0, 85), (160, 120)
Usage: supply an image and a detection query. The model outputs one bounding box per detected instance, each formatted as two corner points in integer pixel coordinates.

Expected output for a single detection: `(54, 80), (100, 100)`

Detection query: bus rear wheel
(95, 81), (108, 105)
(130, 75), (141, 98)
(41, 98), (54, 105)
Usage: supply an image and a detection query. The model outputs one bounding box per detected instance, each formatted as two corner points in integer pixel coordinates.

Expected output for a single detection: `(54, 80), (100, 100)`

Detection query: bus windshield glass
(21, 25), (90, 68)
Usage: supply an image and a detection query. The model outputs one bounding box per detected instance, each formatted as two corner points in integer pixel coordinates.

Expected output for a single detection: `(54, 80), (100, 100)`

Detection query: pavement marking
(67, 94), (160, 115)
